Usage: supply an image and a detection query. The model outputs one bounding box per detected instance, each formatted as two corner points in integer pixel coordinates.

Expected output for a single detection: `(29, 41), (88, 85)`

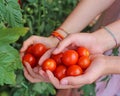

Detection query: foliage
(0, 0), (23, 28)
(1, 0), (118, 96)
(0, 28), (28, 85)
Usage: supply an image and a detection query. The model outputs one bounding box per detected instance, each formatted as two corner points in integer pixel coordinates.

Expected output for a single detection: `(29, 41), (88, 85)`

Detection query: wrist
(92, 28), (116, 53)
(49, 36), (59, 47)
(51, 27), (69, 41)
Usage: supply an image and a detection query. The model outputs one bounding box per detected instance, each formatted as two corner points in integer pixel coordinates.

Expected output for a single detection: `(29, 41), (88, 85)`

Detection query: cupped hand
(20, 35), (59, 58)
(46, 54), (108, 89)
(20, 35), (59, 83)
(53, 32), (105, 55)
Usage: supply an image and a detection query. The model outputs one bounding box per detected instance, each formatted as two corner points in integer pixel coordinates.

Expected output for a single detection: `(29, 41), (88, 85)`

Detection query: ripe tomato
(42, 58), (56, 72)
(26, 45), (33, 53)
(66, 65), (83, 76)
(77, 47), (90, 57)
(62, 50), (78, 66)
(22, 53), (36, 68)
(32, 43), (47, 58)
(77, 56), (91, 69)
(51, 53), (63, 65)
(54, 65), (67, 80)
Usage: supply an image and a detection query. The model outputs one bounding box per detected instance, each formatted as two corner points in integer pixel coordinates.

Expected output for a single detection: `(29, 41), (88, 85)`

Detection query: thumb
(53, 35), (74, 54)
(38, 48), (55, 66)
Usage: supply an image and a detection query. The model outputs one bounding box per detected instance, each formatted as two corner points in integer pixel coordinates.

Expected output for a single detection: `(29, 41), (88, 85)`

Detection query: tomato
(62, 50), (78, 66)
(77, 56), (91, 69)
(22, 53), (36, 68)
(32, 43), (47, 58)
(26, 45), (33, 53)
(77, 47), (90, 57)
(18, 0), (22, 8)
(51, 53), (63, 65)
(66, 65), (83, 76)
(42, 58), (56, 72)
(54, 65), (67, 80)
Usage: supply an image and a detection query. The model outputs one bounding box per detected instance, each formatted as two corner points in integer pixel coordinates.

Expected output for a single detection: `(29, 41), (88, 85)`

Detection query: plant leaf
(0, 27), (29, 44)
(0, 44), (22, 85)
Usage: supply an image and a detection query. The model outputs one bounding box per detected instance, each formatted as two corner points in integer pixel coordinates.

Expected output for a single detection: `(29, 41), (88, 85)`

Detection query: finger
(24, 62), (42, 79)
(46, 70), (76, 89)
(53, 35), (75, 54)
(60, 74), (91, 86)
(38, 48), (55, 66)
(39, 70), (50, 82)
(20, 36), (35, 53)
(20, 52), (24, 60)
(24, 68), (42, 83)
(33, 66), (39, 73)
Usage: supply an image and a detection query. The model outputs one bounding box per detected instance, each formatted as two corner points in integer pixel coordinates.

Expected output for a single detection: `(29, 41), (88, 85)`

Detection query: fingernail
(60, 79), (68, 85)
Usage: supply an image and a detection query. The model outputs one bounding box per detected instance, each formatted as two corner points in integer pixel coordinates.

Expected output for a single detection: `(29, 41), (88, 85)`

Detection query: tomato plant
(31, 43), (47, 58)
(42, 58), (57, 72)
(22, 53), (36, 68)
(51, 53), (63, 65)
(62, 50), (79, 66)
(77, 47), (90, 57)
(54, 65), (67, 80)
(66, 65), (83, 76)
(77, 56), (91, 69)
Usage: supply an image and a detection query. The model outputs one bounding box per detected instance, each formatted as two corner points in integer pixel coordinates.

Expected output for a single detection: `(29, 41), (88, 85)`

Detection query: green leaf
(0, 27), (29, 44)
(112, 47), (119, 56)
(32, 82), (56, 95)
(0, 0), (23, 27)
(0, 27), (28, 85)
(80, 83), (96, 96)
(0, 45), (22, 85)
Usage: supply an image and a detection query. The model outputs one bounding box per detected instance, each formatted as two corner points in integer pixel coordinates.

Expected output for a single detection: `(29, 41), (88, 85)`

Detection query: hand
(20, 35), (59, 58)
(20, 35), (59, 83)
(46, 54), (107, 89)
(53, 32), (105, 55)
(24, 62), (50, 83)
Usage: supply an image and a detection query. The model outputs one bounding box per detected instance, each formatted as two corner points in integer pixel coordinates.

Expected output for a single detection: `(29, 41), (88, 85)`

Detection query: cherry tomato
(77, 47), (90, 57)
(32, 43), (47, 58)
(22, 53), (36, 68)
(42, 58), (56, 72)
(66, 65), (83, 76)
(51, 53), (63, 65)
(77, 56), (91, 69)
(54, 65), (67, 80)
(62, 50), (78, 66)
(26, 45), (33, 54)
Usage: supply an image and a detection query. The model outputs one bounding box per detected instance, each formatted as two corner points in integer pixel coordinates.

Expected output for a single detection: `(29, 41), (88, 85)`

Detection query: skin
(20, 0), (119, 92)
(48, 20), (120, 89)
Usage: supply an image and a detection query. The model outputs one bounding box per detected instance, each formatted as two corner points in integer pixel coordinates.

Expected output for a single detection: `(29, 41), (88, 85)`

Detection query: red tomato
(32, 43), (47, 58)
(62, 50), (78, 66)
(77, 47), (90, 57)
(77, 56), (91, 69)
(66, 65), (83, 76)
(42, 58), (56, 72)
(22, 53), (36, 68)
(26, 45), (33, 53)
(54, 65), (67, 80)
(51, 53), (63, 65)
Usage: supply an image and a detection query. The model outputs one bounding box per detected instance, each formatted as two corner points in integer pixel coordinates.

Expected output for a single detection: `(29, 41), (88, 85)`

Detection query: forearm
(104, 56), (120, 74)
(59, 0), (115, 34)
(92, 20), (120, 52)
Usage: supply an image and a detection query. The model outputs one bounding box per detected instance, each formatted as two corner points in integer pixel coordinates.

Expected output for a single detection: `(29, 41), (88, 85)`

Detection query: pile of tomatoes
(22, 43), (91, 80)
